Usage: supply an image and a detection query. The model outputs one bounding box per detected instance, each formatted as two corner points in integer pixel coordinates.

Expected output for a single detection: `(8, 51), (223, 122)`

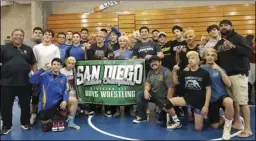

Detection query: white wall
(1, 3), (31, 44)
(51, 1), (254, 14)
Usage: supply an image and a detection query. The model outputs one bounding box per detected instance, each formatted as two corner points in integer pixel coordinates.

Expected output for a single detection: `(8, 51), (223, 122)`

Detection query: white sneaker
(30, 113), (37, 125)
(133, 116), (147, 123)
(222, 125), (231, 140)
(167, 121), (182, 129)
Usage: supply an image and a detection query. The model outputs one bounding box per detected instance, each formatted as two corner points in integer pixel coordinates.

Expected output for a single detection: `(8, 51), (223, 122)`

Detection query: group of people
(0, 18), (255, 140)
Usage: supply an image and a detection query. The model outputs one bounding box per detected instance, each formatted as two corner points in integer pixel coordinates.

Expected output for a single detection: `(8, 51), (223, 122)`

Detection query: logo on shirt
(159, 75), (164, 81)
(138, 46), (154, 53)
(185, 80), (201, 90)
(173, 45), (186, 52)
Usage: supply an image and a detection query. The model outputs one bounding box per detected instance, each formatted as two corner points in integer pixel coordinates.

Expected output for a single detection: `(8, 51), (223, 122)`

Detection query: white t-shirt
(33, 43), (60, 69)
(60, 68), (75, 89)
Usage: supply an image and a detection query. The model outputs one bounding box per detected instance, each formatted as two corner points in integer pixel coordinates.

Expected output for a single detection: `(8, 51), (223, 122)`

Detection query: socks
(68, 115), (80, 130)
(224, 118), (233, 128)
(172, 115), (180, 122)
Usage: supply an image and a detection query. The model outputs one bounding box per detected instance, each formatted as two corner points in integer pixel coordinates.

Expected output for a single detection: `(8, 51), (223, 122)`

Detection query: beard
(221, 29), (231, 36)
(151, 64), (158, 69)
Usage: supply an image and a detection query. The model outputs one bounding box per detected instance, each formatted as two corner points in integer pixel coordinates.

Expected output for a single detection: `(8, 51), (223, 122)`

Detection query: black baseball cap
(219, 19), (232, 26)
(149, 55), (161, 63)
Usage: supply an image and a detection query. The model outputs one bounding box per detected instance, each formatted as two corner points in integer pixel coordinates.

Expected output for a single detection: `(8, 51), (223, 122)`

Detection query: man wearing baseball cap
(133, 55), (175, 128)
(214, 19), (252, 137)
(158, 32), (175, 71)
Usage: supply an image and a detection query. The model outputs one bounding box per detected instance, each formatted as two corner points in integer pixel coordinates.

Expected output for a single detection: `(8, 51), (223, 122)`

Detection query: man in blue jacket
(30, 58), (79, 132)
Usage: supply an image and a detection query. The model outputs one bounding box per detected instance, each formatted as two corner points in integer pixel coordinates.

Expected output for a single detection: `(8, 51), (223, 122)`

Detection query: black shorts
(175, 85), (185, 97)
(208, 95), (230, 124)
(38, 100), (67, 121)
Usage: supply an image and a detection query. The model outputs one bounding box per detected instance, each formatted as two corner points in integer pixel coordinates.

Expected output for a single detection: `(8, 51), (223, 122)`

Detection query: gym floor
(1, 102), (255, 140)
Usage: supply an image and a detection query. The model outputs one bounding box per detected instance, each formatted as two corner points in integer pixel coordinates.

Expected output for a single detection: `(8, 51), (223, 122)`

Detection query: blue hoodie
(30, 69), (70, 111)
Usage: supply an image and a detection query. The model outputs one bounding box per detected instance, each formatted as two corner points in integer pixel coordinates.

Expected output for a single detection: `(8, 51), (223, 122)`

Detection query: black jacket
(214, 30), (251, 76)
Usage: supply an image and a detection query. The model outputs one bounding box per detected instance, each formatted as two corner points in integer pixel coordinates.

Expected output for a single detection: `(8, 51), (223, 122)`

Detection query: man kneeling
(30, 58), (80, 132)
(169, 51), (212, 131)
(201, 48), (234, 140)
(133, 55), (175, 127)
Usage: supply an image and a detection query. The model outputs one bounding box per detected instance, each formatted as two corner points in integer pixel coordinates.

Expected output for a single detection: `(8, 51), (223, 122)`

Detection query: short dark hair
(139, 26), (149, 33)
(151, 29), (159, 34)
(43, 29), (55, 37)
(81, 28), (89, 33)
(51, 58), (62, 65)
(33, 27), (43, 33)
(245, 34), (255, 46)
(100, 29), (108, 34)
(172, 25), (183, 33)
(57, 32), (66, 37)
(207, 24), (220, 33)
(73, 32), (81, 37)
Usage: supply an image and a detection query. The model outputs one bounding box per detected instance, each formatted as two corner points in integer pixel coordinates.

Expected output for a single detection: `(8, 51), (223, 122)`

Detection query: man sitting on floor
(30, 58), (80, 132)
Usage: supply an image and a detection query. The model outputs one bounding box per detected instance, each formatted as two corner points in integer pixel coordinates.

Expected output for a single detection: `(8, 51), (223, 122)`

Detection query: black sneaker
(133, 116), (147, 123)
(1, 127), (11, 135)
(21, 124), (32, 130)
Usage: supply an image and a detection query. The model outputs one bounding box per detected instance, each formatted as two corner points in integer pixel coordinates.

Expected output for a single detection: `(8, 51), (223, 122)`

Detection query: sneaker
(58, 121), (65, 131)
(30, 113), (37, 125)
(113, 111), (121, 117)
(222, 125), (231, 140)
(133, 116), (147, 123)
(167, 121), (182, 129)
(21, 124), (31, 130)
(52, 121), (58, 132)
(0, 127), (11, 135)
(42, 122), (53, 132)
(88, 111), (95, 116)
(105, 111), (112, 118)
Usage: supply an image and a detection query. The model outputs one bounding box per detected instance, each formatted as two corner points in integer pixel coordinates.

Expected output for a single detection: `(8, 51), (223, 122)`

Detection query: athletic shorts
(208, 95), (230, 124)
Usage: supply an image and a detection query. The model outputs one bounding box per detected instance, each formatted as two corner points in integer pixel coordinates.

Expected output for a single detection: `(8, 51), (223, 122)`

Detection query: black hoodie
(214, 30), (251, 76)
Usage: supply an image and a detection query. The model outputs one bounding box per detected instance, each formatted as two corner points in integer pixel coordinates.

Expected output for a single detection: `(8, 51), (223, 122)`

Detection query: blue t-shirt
(68, 44), (85, 61)
(201, 65), (227, 103)
(58, 43), (71, 62)
(114, 49), (132, 60)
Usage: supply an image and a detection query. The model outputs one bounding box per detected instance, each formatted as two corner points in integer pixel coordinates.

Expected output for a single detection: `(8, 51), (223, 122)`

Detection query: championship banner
(75, 59), (145, 105)
(84, 0), (123, 15)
